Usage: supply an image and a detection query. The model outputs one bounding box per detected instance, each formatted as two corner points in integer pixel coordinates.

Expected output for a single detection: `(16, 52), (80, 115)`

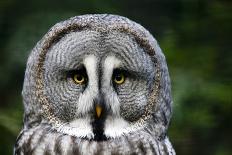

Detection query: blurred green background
(0, 0), (231, 154)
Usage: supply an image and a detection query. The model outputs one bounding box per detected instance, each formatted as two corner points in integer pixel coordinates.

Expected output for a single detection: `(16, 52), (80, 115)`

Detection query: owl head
(22, 14), (172, 141)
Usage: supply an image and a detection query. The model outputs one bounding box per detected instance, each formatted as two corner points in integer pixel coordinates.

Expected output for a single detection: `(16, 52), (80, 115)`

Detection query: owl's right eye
(72, 73), (86, 84)
(67, 68), (88, 85)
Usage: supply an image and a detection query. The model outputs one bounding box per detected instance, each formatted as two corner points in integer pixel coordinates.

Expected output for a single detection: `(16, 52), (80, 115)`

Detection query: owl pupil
(76, 75), (83, 81)
(115, 75), (122, 81)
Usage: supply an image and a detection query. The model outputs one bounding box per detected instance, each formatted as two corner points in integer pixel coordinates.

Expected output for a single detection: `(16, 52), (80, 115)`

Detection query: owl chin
(55, 99), (144, 141)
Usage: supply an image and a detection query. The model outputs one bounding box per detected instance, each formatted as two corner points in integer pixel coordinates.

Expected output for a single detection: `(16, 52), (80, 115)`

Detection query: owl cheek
(120, 103), (145, 122)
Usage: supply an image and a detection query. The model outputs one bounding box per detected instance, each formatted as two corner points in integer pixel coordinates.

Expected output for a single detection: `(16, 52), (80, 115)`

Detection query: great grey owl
(14, 14), (175, 155)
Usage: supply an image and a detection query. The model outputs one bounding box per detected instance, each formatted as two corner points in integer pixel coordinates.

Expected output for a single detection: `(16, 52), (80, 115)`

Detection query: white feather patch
(103, 56), (121, 116)
(104, 116), (143, 138)
(76, 55), (98, 115)
(56, 117), (94, 139)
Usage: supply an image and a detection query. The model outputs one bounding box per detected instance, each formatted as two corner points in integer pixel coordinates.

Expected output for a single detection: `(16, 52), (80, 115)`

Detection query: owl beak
(95, 104), (102, 118)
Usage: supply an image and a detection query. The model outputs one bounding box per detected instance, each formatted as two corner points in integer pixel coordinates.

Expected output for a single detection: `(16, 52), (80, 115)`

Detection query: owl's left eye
(113, 70), (126, 85)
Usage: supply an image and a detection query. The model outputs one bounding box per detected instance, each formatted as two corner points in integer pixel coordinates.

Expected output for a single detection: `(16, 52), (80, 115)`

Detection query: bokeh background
(0, 0), (231, 154)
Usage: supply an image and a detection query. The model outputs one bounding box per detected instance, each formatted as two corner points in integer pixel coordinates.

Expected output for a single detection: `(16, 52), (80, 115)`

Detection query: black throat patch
(91, 99), (107, 141)
(91, 117), (107, 141)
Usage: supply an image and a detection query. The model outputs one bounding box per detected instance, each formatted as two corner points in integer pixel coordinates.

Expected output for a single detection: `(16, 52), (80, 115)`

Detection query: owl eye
(68, 68), (87, 85)
(113, 70), (125, 85)
(73, 73), (86, 84)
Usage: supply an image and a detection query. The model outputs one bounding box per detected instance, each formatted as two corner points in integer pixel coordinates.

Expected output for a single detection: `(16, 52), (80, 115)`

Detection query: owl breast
(15, 124), (175, 155)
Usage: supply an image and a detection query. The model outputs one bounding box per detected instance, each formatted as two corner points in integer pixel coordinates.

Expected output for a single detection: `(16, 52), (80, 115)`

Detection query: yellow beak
(95, 104), (102, 118)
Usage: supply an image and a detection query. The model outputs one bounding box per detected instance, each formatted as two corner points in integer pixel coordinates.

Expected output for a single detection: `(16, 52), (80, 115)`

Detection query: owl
(14, 14), (175, 155)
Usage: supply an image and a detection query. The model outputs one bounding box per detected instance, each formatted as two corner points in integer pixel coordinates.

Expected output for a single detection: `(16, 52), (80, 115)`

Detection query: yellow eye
(114, 72), (125, 84)
(73, 74), (86, 84)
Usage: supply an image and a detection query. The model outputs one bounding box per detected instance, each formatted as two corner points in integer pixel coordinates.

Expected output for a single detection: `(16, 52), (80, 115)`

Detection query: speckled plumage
(14, 14), (175, 155)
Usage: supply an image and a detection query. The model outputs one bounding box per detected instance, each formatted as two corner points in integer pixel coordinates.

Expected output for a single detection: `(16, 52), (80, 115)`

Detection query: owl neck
(91, 115), (107, 141)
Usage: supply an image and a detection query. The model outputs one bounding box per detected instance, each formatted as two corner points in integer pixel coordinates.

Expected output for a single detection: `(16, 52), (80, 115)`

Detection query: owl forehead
(45, 30), (154, 73)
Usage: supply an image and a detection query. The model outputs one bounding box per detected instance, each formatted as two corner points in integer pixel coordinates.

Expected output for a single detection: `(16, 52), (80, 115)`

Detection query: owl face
(43, 30), (155, 139)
